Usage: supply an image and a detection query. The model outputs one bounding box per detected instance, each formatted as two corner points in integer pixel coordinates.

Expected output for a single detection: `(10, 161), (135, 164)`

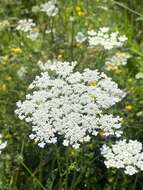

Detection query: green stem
(70, 1), (75, 60)
(39, 151), (44, 190)
(113, 171), (119, 190)
(114, 1), (143, 17)
(56, 152), (62, 188)
(9, 175), (14, 190)
(132, 174), (139, 190)
(9, 137), (26, 189)
(21, 162), (47, 190)
(71, 166), (86, 190)
(65, 148), (69, 190)
(20, 137), (25, 155)
(121, 172), (127, 190)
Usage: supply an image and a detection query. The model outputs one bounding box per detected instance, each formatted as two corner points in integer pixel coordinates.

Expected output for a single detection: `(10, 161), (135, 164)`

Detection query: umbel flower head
(16, 19), (39, 41)
(16, 19), (36, 32)
(40, 0), (58, 17)
(88, 27), (127, 50)
(105, 52), (131, 71)
(101, 140), (143, 175)
(15, 60), (125, 149)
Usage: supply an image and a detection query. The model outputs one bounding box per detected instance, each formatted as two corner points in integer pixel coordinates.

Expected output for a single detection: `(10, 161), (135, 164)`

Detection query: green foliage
(0, 0), (143, 189)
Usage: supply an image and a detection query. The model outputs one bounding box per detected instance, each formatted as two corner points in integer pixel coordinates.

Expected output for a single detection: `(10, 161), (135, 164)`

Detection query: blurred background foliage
(0, 0), (143, 189)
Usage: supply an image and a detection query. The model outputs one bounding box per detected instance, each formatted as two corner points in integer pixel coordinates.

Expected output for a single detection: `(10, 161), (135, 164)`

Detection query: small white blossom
(98, 6), (108, 11)
(27, 30), (39, 41)
(17, 66), (27, 79)
(135, 72), (143, 80)
(75, 32), (87, 43)
(41, 0), (58, 17)
(101, 140), (143, 175)
(45, 28), (56, 34)
(69, 16), (75, 22)
(100, 27), (109, 33)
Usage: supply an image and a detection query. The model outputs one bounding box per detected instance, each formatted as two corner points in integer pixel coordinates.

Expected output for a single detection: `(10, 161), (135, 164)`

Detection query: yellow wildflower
(75, 6), (85, 16)
(0, 84), (7, 92)
(75, 6), (81, 12)
(77, 11), (85, 16)
(5, 76), (12, 81)
(10, 47), (22, 54)
(125, 105), (133, 111)
(58, 54), (63, 59)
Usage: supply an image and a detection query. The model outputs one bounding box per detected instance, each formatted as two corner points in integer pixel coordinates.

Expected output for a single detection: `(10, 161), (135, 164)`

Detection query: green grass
(0, 0), (143, 189)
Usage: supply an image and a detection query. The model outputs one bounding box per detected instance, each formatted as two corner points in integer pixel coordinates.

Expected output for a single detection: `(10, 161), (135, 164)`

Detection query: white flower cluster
(16, 19), (39, 40)
(75, 32), (87, 43)
(41, 0), (58, 17)
(101, 140), (143, 175)
(15, 60), (125, 149)
(0, 134), (7, 154)
(105, 52), (131, 70)
(16, 19), (36, 32)
(88, 27), (127, 50)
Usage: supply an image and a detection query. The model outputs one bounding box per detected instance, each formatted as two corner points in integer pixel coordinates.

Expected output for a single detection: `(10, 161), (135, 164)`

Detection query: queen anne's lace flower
(16, 19), (36, 32)
(15, 60), (125, 148)
(101, 140), (143, 175)
(41, 0), (58, 17)
(88, 27), (127, 50)
(105, 52), (131, 71)
(16, 19), (39, 41)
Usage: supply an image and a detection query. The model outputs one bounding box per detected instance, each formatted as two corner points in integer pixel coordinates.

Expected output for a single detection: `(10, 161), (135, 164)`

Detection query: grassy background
(0, 0), (143, 189)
